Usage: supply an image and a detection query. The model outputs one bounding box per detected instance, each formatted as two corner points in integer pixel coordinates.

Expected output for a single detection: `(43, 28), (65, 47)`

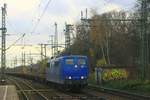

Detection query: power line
(5, 5), (18, 34)
(6, 33), (25, 50)
(6, 20), (18, 34)
(38, 0), (43, 8)
(31, 0), (52, 34)
(31, 0), (43, 26)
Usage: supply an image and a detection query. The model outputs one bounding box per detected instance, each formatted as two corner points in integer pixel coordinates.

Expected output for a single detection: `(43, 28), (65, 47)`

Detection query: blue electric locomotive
(46, 55), (88, 90)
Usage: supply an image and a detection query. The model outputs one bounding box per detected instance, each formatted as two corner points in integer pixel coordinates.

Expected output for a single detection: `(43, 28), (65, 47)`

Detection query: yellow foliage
(96, 57), (106, 67)
(102, 69), (128, 81)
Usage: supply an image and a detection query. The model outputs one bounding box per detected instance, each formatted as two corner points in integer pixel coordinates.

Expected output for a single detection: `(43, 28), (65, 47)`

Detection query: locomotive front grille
(65, 79), (87, 85)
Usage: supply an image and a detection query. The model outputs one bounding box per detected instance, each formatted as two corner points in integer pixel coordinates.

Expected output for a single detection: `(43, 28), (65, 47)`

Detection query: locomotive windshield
(65, 57), (86, 65)
(65, 59), (74, 65)
(78, 59), (86, 65)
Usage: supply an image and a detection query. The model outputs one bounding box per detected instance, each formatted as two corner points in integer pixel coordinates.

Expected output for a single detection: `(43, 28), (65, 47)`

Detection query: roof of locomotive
(48, 55), (87, 62)
(58, 55), (87, 58)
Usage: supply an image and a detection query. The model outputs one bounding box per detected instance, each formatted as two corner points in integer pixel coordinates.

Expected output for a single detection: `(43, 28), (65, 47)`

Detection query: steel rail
(88, 84), (150, 100)
(13, 77), (49, 100)
(8, 78), (30, 100)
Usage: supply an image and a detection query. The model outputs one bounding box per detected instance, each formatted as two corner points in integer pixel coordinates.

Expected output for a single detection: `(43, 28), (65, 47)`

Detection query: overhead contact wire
(31, 0), (52, 34)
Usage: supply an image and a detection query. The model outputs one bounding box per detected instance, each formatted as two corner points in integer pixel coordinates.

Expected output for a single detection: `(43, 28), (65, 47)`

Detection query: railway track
(21, 78), (105, 100)
(64, 90), (106, 100)
(7, 76), (106, 100)
(88, 84), (150, 100)
(8, 77), (50, 100)
(8, 74), (150, 100)
(8, 78), (29, 100)
(8, 76), (74, 100)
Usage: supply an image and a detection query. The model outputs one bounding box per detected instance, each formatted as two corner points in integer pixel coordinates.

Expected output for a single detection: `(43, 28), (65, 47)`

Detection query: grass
(88, 72), (96, 84)
(102, 80), (150, 96)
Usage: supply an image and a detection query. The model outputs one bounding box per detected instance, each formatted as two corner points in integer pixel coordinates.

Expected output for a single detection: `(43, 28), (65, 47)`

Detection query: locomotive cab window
(65, 59), (74, 65)
(78, 59), (86, 65)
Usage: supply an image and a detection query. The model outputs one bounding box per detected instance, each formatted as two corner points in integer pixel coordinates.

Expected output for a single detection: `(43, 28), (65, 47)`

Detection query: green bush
(103, 80), (150, 93)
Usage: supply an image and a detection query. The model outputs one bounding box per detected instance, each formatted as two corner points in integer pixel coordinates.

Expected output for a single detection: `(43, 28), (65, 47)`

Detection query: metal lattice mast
(140, 0), (149, 80)
(44, 44), (47, 59)
(50, 35), (54, 57)
(65, 23), (70, 49)
(64, 23), (74, 55)
(0, 4), (7, 81)
(21, 52), (26, 73)
(54, 22), (58, 56)
(64, 24), (74, 48)
(40, 44), (43, 60)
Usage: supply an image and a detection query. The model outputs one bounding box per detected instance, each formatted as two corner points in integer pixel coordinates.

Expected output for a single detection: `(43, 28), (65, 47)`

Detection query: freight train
(8, 55), (89, 90)
(46, 55), (89, 90)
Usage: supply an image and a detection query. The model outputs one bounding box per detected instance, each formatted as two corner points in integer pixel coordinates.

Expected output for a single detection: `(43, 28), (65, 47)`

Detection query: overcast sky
(0, 0), (136, 67)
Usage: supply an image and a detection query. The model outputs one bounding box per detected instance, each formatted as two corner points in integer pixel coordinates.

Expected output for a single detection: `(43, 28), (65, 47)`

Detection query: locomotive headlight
(81, 76), (84, 79)
(68, 76), (72, 79)
(75, 65), (78, 68)
(81, 65), (84, 68)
